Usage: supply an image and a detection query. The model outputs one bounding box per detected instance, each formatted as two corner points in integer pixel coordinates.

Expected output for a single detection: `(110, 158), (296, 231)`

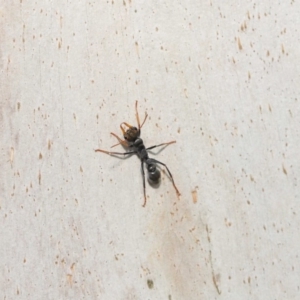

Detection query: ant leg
(141, 161), (147, 207)
(95, 149), (136, 156)
(110, 132), (128, 148)
(140, 112), (148, 129)
(150, 158), (181, 197)
(121, 122), (134, 129)
(135, 100), (148, 130)
(146, 140), (176, 151)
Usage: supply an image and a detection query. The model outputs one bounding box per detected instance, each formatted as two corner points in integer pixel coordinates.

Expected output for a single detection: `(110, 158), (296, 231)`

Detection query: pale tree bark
(1, 1), (300, 299)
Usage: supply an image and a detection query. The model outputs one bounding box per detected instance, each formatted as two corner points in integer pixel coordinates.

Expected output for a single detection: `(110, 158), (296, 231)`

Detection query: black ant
(95, 101), (180, 207)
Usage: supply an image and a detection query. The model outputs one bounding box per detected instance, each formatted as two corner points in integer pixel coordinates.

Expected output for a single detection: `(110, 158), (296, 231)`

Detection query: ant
(95, 101), (180, 207)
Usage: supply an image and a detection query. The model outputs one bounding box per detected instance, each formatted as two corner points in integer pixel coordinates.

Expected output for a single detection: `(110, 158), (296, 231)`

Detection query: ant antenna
(135, 101), (148, 130)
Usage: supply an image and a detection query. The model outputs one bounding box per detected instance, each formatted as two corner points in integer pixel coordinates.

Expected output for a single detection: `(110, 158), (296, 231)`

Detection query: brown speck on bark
(67, 274), (73, 285)
(10, 147), (14, 165)
(282, 164), (287, 175)
(147, 279), (154, 289)
(237, 37), (242, 50)
(192, 189), (197, 203)
(135, 41), (140, 58)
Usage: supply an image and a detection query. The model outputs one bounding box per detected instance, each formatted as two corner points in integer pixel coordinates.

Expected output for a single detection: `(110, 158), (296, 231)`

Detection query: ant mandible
(95, 101), (180, 207)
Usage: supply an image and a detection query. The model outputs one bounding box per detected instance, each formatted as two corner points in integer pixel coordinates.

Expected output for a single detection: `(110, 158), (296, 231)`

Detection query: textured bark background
(1, 1), (299, 299)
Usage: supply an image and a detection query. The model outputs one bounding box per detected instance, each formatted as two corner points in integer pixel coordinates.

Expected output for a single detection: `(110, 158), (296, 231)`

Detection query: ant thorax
(133, 138), (143, 147)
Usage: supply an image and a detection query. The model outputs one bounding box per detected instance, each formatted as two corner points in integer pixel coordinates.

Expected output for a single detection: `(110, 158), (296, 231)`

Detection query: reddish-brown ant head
(120, 123), (140, 142)
(125, 127), (139, 142)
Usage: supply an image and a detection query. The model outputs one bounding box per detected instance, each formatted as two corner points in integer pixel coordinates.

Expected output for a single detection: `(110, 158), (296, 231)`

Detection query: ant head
(124, 127), (140, 142)
(120, 123), (140, 142)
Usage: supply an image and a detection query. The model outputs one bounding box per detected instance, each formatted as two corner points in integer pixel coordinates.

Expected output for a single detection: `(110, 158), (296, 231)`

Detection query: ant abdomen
(147, 162), (161, 184)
